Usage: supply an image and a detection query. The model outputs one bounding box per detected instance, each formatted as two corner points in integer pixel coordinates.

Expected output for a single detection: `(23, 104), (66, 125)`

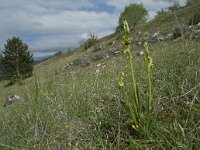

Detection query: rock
(194, 29), (200, 35)
(138, 41), (142, 45)
(166, 33), (173, 39)
(96, 63), (101, 67)
(152, 32), (159, 38)
(195, 22), (200, 29)
(89, 52), (105, 62)
(144, 32), (150, 36)
(137, 51), (144, 56)
(95, 69), (100, 74)
(72, 57), (90, 67)
(3, 95), (20, 107)
(159, 35), (165, 41)
(113, 51), (121, 55)
(189, 25), (193, 29)
(64, 62), (74, 69)
(109, 48), (121, 56)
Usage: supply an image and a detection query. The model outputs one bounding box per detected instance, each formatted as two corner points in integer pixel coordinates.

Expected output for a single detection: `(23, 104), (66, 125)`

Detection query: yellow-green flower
(132, 124), (139, 129)
(65, 123), (70, 129)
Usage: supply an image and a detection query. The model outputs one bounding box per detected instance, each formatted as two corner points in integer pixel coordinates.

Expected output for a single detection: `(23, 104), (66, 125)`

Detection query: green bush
(117, 3), (148, 31)
(82, 33), (98, 50)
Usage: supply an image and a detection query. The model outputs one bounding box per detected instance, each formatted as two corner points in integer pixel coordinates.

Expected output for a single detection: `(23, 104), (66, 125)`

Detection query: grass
(134, 3), (200, 35)
(0, 6), (200, 149)
(1, 38), (199, 149)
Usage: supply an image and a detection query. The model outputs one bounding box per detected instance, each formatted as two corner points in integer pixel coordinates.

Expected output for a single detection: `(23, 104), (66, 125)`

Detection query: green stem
(144, 43), (153, 113)
(122, 85), (137, 123)
(147, 63), (152, 112)
(128, 51), (141, 114)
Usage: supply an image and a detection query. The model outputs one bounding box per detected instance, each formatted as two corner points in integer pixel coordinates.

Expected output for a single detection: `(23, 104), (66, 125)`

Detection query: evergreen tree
(0, 54), (4, 80)
(1, 36), (34, 83)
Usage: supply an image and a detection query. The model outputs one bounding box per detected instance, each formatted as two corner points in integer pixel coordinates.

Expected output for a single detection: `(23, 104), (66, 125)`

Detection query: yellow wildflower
(65, 123), (70, 129)
(132, 124), (138, 129)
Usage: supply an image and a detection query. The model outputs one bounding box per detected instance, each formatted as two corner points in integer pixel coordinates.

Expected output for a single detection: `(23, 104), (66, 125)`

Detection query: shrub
(117, 3), (148, 31)
(82, 33), (98, 50)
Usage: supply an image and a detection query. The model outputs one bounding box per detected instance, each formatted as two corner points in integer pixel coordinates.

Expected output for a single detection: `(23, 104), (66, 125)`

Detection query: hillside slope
(0, 3), (200, 149)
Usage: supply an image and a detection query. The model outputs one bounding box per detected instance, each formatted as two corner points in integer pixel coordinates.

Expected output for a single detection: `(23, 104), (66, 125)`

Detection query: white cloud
(0, 0), (187, 57)
(29, 10), (118, 49)
(153, 0), (186, 5)
(107, 0), (167, 10)
(0, 0), (118, 54)
(107, 0), (132, 10)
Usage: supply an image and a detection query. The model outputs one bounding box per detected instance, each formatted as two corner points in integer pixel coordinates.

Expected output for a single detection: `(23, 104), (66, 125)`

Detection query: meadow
(0, 3), (200, 150)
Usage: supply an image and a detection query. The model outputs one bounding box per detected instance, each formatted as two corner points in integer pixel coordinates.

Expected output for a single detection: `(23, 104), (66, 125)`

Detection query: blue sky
(0, 0), (187, 57)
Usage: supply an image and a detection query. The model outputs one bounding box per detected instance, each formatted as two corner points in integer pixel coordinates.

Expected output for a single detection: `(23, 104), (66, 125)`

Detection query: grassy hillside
(0, 3), (200, 150)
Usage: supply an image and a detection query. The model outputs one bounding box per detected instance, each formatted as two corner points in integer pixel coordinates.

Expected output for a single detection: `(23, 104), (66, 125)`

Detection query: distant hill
(34, 55), (52, 61)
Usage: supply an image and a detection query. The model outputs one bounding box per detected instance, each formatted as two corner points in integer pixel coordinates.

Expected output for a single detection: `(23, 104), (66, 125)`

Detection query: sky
(0, 0), (187, 58)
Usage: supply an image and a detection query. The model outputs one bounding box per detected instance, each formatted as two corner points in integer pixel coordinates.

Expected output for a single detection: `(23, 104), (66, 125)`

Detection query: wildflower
(65, 123), (70, 129)
(132, 124), (139, 129)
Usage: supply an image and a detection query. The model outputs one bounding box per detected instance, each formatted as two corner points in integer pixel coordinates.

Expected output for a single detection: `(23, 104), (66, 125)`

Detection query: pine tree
(0, 54), (4, 81)
(1, 36), (34, 83)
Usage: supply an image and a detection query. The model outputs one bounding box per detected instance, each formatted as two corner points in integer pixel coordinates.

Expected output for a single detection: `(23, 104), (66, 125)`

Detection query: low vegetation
(0, 1), (200, 149)
(81, 32), (98, 50)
